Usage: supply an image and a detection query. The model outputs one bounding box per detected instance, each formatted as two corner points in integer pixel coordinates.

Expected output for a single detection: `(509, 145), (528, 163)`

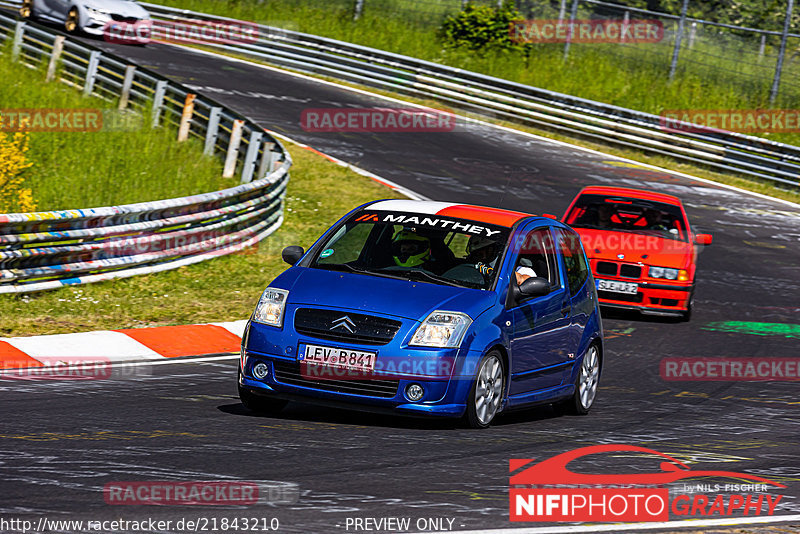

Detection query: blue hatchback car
(239, 200), (603, 427)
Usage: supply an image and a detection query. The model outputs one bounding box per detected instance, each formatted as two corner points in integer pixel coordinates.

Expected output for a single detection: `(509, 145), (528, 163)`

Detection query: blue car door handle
(560, 304), (571, 317)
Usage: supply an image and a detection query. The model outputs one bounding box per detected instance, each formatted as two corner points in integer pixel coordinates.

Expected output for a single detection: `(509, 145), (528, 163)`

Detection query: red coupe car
(563, 186), (712, 320)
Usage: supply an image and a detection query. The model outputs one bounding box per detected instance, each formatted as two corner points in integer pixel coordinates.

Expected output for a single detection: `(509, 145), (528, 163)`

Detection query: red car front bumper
(595, 279), (693, 316)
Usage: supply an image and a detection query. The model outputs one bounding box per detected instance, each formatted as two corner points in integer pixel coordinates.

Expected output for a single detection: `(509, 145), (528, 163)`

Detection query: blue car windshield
(309, 211), (511, 290)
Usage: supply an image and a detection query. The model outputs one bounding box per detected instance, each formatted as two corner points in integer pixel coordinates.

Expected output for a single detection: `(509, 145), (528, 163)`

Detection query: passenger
(514, 265), (537, 286)
(595, 204), (615, 229)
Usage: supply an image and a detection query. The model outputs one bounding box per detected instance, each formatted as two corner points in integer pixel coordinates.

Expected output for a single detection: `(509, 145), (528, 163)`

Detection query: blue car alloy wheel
(238, 200), (604, 428)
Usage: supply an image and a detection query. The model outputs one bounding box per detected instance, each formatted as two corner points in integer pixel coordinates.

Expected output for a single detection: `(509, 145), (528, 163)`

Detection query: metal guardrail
(128, 2), (796, 189)
(0, 12), (291, 293)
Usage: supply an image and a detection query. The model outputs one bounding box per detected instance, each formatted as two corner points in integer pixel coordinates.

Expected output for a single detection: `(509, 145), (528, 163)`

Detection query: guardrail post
(258, 142), (276, 179)
(241, 131), (263, 184)
(45, 36), (65, 82)
(151, 80), (167, 128)
(83, 51), (101, 96)
(204, 107), (222, 155)
(12, 21), (25, 61)
(177, 93), (196, 141)
(118, 65), (136, 110)
(223, 120), (244, 178)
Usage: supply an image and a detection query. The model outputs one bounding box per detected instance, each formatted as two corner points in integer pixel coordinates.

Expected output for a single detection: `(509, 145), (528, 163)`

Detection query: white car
(20, 0), (151, 40)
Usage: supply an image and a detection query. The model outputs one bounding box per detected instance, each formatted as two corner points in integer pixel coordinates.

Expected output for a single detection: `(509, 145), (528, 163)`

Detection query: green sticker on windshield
(320, 249), (334, 258)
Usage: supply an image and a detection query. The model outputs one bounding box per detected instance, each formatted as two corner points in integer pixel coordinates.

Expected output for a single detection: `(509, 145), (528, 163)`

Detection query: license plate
(300, 344), (376, 372)
(596, 279), (639, 294)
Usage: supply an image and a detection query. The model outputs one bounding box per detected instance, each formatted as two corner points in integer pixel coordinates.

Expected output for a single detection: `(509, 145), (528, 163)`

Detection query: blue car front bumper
(240, 319), (484, 418)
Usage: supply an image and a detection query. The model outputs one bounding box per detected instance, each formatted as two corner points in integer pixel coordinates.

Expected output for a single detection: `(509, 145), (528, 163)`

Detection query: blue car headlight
(253, 288), (289, 327)
(410, 311), (472, 348)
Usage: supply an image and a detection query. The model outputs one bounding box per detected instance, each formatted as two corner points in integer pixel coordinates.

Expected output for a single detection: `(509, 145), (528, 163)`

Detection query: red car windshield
(565, 194), (688, 241)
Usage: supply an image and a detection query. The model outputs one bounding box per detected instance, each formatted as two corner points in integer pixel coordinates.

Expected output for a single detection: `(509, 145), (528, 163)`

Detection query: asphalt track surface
(2, 27), (800, 534)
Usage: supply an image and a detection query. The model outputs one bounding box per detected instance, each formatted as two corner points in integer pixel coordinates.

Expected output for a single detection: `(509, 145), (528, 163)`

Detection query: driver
(644, 208), (669, 231)
(391, 230), (432, 268)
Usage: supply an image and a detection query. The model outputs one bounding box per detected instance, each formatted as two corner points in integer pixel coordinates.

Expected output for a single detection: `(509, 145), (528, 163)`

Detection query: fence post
(151, 80), (167, 128)
(177, 93), (196, 141)
(758, 33), (766, 59)
(223, 120), (244, 178)
(563, 0), (579, 61)
(558, 0), (567, 21)
(688, 21), (697, 49)
(241, 131), (263, 184)
(118, 65), (136, 110)
(12, 21), (25, 61)
(46, 36), (65, 81)
(770, 0), (794, 103)
(668, 0), (690, 80)
(258, 142), (276, 179)
(204, 107), (222, 155)
(621, 11), (630, 43)
(353, 0), (364, 21)
(83, 50), (101, 96)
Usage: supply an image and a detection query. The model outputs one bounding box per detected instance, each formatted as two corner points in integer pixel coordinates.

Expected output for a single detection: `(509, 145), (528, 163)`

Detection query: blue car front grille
(294, 308), (402, 346)
(272, 361), (399, 398)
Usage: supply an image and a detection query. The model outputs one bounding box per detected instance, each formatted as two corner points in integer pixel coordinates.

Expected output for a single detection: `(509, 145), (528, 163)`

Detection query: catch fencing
(136, 2), (800, 188)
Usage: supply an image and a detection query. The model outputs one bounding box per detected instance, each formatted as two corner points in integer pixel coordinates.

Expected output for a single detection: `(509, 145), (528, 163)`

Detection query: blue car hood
(272, 267), (498, 321)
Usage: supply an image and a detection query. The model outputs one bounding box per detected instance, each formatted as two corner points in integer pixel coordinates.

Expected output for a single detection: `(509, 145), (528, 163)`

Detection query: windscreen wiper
(396, 269), (462, 287)
(318, 263), (410, 282)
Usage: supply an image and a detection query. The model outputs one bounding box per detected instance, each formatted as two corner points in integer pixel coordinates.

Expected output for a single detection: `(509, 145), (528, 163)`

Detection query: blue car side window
(557, 229), (590, 295)
(510, 226), (561, 293)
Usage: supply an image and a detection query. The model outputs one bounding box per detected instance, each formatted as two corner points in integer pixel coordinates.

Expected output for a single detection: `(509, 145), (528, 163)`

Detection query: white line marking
(171, 43), (800, 210)
(445, 514), (800, 533)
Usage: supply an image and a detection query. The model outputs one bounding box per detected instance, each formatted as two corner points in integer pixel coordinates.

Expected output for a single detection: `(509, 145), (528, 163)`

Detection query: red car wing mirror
(695, 233), (713, 246)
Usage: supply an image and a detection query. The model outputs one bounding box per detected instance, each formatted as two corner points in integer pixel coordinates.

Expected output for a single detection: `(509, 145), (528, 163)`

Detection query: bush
(438, 1), (524, 51)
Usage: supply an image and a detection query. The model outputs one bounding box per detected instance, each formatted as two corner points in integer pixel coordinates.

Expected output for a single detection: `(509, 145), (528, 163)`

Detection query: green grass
(153, 0), (800, 147)
(0, 48), (230, 211)
(0, 145), (405, 337)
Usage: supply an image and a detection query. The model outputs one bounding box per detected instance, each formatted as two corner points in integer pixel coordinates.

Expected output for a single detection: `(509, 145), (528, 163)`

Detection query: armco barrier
(126, 2), (797, 188)
(0, 12), (291, 293)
